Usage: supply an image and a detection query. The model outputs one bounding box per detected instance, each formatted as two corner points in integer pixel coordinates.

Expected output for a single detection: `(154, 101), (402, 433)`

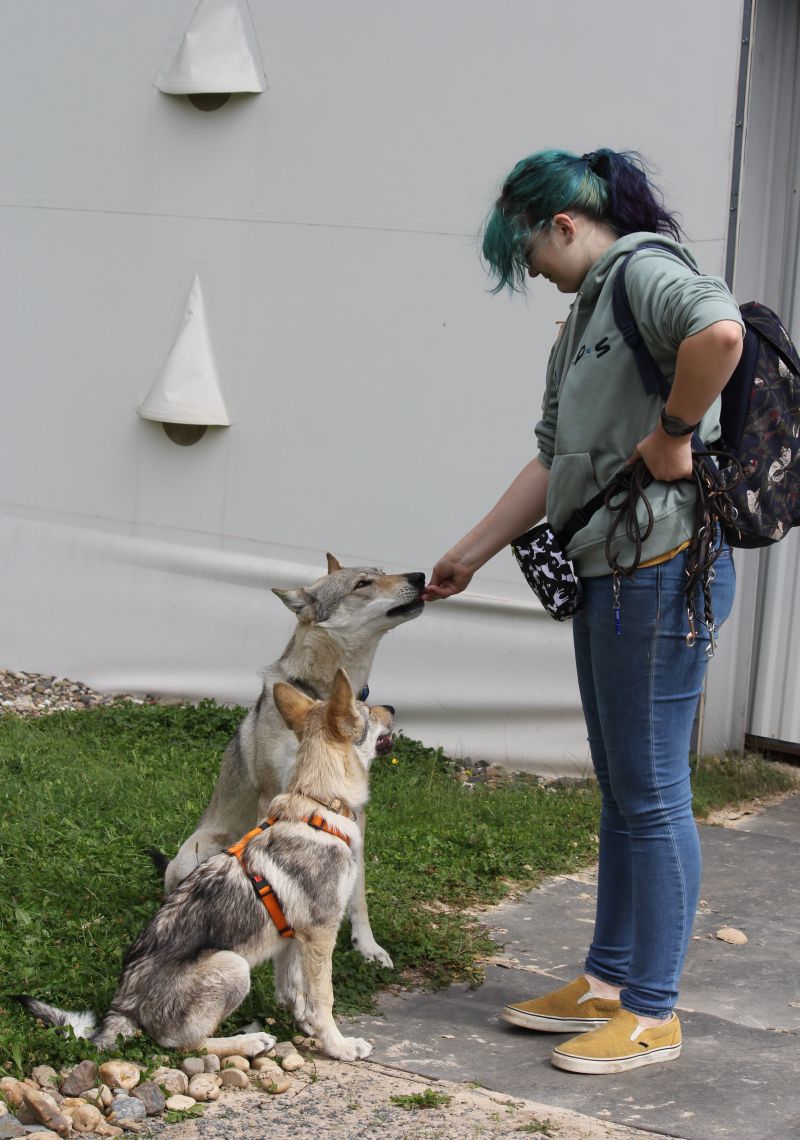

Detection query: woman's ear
(552, 212), (577, 242)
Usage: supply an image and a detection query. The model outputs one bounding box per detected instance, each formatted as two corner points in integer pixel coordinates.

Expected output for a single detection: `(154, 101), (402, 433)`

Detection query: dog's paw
(351, 934), (393, 969)
(238, 1032), (278, 1057)
(327, 1036), (373, 1062)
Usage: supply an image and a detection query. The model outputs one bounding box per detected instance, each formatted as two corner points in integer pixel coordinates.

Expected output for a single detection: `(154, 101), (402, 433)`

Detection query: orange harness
(227, 814), (351, 939)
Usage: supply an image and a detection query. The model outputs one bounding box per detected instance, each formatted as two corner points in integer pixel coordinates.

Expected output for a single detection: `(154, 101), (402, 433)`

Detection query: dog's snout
(406, 572), (425, 590)
(381, 704), (396, 717)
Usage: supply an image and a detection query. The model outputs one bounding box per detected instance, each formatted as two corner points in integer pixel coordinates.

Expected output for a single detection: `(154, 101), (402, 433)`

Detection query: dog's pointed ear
(325, 667), (361, 740)
(273, 681), (316, 737)
(272, 586), (315, 618)
(326, 553), (342, 574)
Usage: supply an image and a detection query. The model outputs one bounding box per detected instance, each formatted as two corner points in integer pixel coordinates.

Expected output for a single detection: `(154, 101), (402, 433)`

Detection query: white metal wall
(0, 0), (745, 770)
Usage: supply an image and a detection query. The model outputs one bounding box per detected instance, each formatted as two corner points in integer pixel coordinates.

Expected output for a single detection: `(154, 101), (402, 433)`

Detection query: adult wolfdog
(161, 554), (424, 968)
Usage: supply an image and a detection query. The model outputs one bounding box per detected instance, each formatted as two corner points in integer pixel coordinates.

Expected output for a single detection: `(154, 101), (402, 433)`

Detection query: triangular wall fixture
(138, 275), (231, 432)
(154, 0), (266, 96)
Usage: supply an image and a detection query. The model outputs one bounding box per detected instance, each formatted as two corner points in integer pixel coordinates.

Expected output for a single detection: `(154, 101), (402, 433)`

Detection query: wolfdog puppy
(161, 554), (424, 969)
(18, 671), (393, 1061)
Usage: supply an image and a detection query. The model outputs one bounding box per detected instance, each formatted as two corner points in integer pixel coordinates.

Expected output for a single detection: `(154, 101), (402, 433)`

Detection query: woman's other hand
(628, 429), (693, 482)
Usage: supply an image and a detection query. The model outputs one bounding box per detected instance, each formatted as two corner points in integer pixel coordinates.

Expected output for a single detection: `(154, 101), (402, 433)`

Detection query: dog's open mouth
(386, 598), (425, 618)
(375, 733), (394, 756)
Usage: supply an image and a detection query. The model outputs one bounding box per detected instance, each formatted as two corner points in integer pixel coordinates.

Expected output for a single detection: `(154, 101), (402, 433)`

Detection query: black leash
(602, 454), (742, 653)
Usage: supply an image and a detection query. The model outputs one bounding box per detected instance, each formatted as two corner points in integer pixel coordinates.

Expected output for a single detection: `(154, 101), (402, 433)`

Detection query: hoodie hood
(578, 232), (699, 305)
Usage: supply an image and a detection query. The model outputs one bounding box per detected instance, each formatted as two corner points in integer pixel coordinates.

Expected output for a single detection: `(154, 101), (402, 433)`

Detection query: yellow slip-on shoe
(551, 1009), (682, 1074)
(501, 976), (621, 1032)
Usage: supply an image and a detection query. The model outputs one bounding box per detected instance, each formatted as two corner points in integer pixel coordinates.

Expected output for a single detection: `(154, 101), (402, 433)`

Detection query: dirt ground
(147, 1056), (663, 1140)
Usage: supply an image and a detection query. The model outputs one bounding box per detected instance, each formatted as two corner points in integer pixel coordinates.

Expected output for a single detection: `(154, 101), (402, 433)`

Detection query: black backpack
(613, 243), (800, 548)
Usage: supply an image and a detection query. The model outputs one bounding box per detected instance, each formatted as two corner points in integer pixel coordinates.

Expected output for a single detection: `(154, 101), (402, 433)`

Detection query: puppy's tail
(15, 995), (138, 1049)
(14, 995), (97, 1040)
(146, 846), (170, 880)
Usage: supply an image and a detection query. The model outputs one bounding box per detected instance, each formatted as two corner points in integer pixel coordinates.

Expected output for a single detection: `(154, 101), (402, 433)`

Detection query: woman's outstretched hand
(422, 554), (475, 601)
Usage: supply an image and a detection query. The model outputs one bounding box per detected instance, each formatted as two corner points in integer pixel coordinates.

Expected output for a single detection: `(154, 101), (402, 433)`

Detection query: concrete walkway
(351, 793), (800, 1139)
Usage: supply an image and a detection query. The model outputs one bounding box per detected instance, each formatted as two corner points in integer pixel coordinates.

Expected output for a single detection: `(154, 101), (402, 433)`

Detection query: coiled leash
(227, 813), (352, 938)
(603, 454), (742, 655)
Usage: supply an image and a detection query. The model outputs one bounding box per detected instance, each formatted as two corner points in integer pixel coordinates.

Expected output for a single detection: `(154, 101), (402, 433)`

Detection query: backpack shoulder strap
(611, 241), (686, 402)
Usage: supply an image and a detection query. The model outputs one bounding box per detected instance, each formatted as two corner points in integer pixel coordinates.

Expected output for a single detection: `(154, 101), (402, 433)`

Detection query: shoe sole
(551, 1041), (682, 1074)
(501, 1007), (611, 1033)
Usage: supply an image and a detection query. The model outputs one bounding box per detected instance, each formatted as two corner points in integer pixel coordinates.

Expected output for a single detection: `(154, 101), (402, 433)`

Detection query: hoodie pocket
(547, 452), (600, 536)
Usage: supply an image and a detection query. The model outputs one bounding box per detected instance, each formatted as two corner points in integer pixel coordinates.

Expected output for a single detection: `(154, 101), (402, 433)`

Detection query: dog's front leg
(298, 930), (372, 1061)
(273, 940), (312, 1033)
(349, 808), (393, 968)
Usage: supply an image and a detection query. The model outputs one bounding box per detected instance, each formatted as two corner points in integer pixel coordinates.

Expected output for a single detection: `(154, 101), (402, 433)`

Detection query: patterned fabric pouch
(510, 466), (642, 620)
(510, 523), (583, 620)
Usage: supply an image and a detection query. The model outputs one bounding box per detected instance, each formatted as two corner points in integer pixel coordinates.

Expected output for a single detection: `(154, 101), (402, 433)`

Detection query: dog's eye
(354, 579), (371, 590)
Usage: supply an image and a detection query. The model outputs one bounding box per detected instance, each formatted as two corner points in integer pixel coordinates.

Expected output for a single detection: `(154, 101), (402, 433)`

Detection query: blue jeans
(572, 547), (736, 1018)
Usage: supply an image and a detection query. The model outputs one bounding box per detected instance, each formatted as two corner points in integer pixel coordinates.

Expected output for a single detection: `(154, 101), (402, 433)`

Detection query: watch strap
(660, 407), (701, 437)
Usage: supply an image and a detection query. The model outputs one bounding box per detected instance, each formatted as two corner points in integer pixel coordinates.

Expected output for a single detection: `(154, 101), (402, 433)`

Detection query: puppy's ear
(326, 553), (342, 574)
(272, 587), (315, 620)
(325, 668), (361, 741)
(273, 682), (316, 737)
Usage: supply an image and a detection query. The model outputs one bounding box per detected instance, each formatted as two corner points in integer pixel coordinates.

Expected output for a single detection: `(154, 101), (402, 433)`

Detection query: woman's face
(524, 214), (593, 293)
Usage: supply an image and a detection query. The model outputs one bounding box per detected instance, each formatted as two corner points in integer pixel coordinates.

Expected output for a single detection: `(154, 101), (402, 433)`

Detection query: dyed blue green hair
(482, 148), (682, 293)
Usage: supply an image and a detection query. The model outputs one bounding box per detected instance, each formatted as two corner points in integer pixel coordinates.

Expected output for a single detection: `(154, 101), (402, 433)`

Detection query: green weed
(390, 1088), (452, 1110)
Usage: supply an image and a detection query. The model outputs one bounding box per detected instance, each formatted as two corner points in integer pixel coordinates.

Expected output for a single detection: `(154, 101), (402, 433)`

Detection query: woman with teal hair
(423, 148), (743, 1073)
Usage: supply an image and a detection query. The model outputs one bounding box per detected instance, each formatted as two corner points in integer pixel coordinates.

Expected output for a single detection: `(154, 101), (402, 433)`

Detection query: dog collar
(286, 678), (369, 704)
(296, 792), (357, 821)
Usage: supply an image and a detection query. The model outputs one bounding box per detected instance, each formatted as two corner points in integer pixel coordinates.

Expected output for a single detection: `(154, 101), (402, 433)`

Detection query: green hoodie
(535, 232), (743, 577)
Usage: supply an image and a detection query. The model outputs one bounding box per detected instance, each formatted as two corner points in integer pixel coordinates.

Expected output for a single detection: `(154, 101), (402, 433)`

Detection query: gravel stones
(280, 1052), (305, 1072)
(18, 1089), (71, 1138)
(60, 1059), (98, 1097)
(149, 1068), (188, 1096)
(107, 1094), (147, 1123)
(180, 1057), (205, 1078)
(0, 1080), (25, 1110)
(5, 1037), (316, 1135)
(164, 1095), (196, 1112)
(98, 1061), (140, 1091)
(219, 1069), (249, 1089)
(0, 668), (149, 717)
(221, 1055), (249, 1071)
(186, 1074), (221, 1102)
(30, 1067), (59, 1091)
(130, 1082), (165, 1115)
(0, 1117), (27, 1139)
(68, 1103), (105, 1133)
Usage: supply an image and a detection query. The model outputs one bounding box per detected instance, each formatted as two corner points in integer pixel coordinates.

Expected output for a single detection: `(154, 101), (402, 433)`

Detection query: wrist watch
(660, 407), (700, 437)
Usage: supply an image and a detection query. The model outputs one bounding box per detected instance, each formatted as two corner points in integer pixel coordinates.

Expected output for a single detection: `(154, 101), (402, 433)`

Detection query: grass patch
(0, 701), (794, 1073)
(690, 751), (796, 817)
(389, 1088), (452, 1110)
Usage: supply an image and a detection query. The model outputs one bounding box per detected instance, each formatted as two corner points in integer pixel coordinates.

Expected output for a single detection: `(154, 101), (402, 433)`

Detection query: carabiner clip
(705, 626), (717, 659)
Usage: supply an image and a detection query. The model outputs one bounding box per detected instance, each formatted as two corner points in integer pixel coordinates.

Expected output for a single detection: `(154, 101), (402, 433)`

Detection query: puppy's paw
(239, 1032), (278, 1057)
(327, 1036), (373, 1062)
(351, 934), (393, 970)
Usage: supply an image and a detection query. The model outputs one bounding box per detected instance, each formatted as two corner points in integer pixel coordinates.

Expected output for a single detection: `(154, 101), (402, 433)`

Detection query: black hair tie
(582, 151), (601, 174)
